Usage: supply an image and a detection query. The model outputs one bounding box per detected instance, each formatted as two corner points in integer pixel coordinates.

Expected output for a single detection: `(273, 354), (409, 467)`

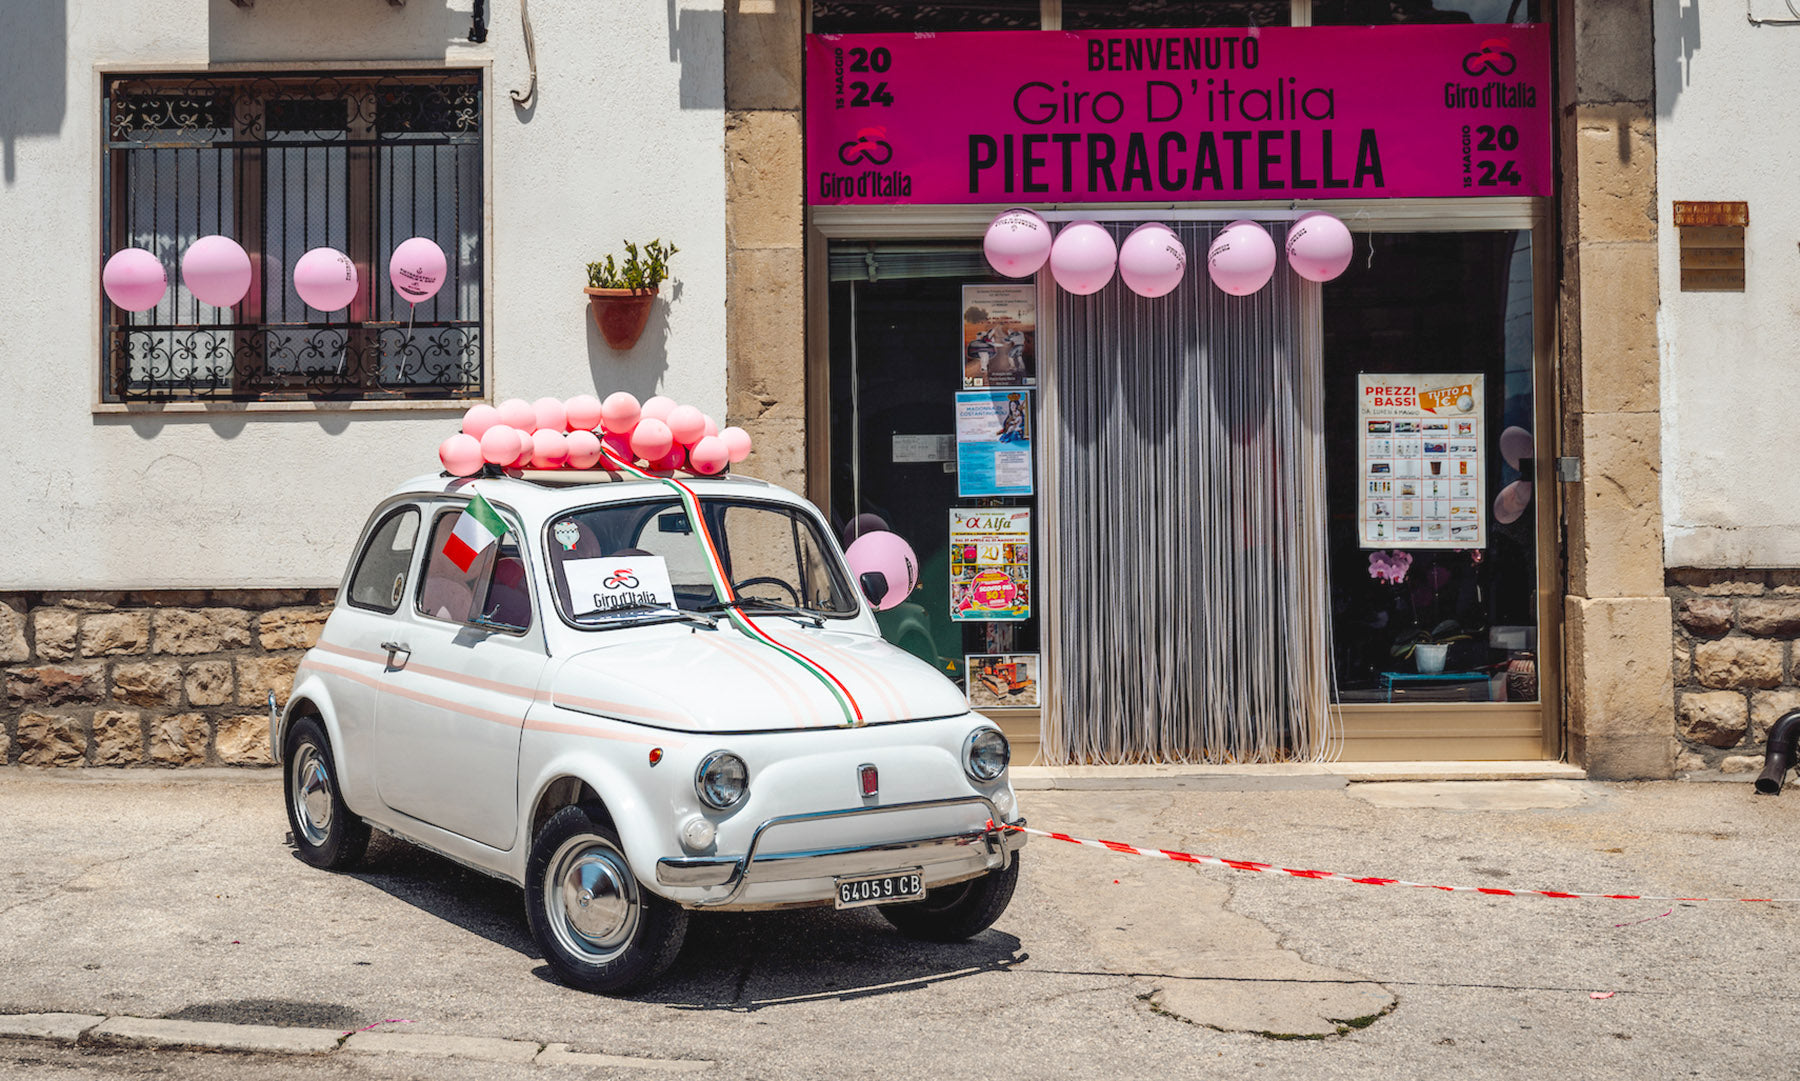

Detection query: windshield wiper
(699, 598), (824, 627)
(574, 603), (716, 631)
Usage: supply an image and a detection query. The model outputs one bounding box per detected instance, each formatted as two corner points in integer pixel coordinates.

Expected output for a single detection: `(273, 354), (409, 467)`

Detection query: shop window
(1323, 231), (1539, 703)
(1309, 0), (1541, 23)
(811, 0), (1040, 33)
(1062, 0), (1290, 28)
(102, 71), (484, 403)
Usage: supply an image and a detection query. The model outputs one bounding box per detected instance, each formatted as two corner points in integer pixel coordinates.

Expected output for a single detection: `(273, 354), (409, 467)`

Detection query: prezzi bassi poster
(1359, 374), (1485, 550)
(950, 508), (1031, 621)
(806, 25), (1552, 205)
(962, 284), (1037, 388)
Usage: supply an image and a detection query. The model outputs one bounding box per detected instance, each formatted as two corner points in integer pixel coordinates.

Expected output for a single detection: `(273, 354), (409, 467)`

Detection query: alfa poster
(950, 508), (1031, 622)
(955, 390), (1033, 497)
(1358, 373), (1485, 550)
(962, 284), (1036, 388)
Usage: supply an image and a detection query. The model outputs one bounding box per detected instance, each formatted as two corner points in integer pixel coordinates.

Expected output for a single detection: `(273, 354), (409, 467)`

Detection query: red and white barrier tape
(998, 823), (1796, 904)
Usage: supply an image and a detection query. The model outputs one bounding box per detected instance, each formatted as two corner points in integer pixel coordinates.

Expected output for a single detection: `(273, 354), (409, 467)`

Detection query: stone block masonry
(1669, 569), (1800, 772)
(1, 590), (334, 767)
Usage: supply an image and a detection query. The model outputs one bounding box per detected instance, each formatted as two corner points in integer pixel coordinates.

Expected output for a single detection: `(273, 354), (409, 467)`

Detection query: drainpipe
(1754, 710), (1800, 794)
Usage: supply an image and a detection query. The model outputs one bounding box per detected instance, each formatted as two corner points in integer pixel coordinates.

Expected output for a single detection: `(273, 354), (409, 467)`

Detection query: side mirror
(859, 571), (888, 606)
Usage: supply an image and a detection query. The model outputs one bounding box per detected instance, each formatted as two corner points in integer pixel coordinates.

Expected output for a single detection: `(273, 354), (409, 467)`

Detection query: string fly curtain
(1046, 220), (1335, 764)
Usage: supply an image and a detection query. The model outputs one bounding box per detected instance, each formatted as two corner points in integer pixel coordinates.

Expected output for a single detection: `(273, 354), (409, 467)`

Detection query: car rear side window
(346, 507), (421, 613)
(418, 508), (532, 633)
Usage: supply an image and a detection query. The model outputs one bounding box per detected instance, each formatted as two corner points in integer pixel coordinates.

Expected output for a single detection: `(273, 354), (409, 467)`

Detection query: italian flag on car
(443, 492), (507, 572)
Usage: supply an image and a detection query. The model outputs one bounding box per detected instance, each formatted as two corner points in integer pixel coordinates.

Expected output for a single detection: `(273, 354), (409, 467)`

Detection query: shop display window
(810, 0), (1040, 33)
(1309, 0), (1540, 23)
(1061, 1), (1290, 27)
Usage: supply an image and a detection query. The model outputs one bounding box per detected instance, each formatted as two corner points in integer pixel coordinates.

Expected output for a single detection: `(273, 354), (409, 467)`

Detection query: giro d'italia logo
(838, 126), (893, 166)
(1462, 38), (1517, 76)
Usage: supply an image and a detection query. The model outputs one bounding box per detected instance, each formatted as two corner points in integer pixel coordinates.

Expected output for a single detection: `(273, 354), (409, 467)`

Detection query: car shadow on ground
(325, 833), (1026, 1009)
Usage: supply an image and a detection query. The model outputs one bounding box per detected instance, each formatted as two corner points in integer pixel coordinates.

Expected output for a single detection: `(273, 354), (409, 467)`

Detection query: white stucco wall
(0, 0), (725, 588)
(1656, 0), (1800, 567)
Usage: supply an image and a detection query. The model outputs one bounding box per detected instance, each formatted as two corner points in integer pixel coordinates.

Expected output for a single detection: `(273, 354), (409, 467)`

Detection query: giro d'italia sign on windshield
(805, 25), (1551, 204)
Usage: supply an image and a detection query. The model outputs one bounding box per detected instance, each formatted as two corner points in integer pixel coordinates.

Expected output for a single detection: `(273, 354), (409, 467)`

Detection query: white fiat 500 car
(274, 469), (1025, 992)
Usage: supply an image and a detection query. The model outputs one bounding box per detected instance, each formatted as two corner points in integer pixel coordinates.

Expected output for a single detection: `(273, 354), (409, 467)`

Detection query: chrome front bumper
(655, 795), (1025, 909)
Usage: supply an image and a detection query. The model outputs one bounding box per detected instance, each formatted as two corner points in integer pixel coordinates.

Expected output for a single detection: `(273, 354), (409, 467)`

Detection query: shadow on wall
(1656, 0), (1701, 117)
(1, 0), (67, 184)
(668, 0), (724, 110)
(584, 280), (677, 401)
(207, 0), (470, 63)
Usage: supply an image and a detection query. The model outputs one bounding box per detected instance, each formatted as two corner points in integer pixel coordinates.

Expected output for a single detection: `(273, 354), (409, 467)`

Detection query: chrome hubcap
(546, 836), (639, 962)
(291, 744), (334, 846)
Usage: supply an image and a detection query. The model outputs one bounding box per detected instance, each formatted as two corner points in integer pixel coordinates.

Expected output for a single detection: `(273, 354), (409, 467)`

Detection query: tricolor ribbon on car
(597, 447), (865, 727)
(995, 822), (1798, 904)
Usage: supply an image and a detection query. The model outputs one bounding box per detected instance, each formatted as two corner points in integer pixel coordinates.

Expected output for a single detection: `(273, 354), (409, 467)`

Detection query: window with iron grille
(102, 71), (484, 403)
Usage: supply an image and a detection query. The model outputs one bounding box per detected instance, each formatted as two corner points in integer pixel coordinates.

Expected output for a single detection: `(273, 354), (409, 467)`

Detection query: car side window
(346, 506), (422, 614)
(418, 508), (532, 633)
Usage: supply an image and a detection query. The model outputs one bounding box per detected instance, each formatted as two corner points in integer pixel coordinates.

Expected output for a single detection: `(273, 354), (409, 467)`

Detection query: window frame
(344, 503), (425, 615)
(416, 503), (535, 636)
(93, 61), (493, 415)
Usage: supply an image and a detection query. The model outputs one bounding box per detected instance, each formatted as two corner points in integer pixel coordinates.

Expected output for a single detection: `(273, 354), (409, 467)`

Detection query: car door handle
(380, 640), (411, 666)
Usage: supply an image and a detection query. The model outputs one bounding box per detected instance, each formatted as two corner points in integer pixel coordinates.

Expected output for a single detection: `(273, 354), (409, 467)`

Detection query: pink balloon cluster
(436, 392), (753, 479)
(102, 236), (449, 315)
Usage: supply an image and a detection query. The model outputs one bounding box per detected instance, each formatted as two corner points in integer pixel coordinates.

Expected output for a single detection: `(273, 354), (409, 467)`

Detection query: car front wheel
(283, 716), (371, 870)
(879, 853), (1021, 942)
(525, 805), (688, 994)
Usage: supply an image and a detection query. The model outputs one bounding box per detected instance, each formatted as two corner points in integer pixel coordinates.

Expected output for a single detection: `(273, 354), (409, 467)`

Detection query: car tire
(525, 805), (688, 994)
(283, 715), (371, 871)
(879, 852), (1021, 943)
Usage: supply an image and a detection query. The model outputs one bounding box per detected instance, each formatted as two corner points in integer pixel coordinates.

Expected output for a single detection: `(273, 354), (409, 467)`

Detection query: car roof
(385, 469), (809, 524)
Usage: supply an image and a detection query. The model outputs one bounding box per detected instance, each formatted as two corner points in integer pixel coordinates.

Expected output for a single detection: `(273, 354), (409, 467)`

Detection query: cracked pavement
(2, 769), (1798, 1079)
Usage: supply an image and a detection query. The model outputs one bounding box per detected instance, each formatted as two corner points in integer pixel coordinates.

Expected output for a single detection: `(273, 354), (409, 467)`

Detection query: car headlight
(964, 728), (1010, 782)
(695, 751), (749, 810)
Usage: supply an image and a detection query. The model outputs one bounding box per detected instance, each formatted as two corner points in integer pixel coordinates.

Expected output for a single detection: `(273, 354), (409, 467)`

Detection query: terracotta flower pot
(584, 286), (657, 350)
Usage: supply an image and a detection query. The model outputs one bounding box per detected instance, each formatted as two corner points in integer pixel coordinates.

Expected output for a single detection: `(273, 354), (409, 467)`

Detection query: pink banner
(806, 25), (1552, 205)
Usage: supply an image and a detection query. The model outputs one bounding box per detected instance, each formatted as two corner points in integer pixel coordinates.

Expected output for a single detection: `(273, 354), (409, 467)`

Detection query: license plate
(834, 869), (925, 909)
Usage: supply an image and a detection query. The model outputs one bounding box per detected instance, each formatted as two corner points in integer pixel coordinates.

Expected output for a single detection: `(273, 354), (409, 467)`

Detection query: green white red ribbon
(596, 448), (864, 726)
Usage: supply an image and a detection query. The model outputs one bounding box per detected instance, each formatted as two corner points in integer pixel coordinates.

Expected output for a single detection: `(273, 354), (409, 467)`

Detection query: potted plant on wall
(584, 239), (677, 350)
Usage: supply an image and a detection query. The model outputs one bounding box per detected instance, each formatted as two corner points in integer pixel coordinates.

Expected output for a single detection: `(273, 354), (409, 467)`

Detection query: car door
(373, 500), (546, 851)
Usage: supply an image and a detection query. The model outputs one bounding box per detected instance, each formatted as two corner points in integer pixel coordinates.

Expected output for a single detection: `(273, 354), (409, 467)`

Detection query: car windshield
(546, 496), (857, 627)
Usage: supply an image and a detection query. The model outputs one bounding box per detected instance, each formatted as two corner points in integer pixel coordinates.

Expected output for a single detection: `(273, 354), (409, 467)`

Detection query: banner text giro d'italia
(805, 25), (1552, 205)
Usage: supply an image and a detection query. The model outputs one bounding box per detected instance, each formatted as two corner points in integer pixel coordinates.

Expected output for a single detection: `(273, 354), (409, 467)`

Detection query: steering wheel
(730, 576), (802, 605)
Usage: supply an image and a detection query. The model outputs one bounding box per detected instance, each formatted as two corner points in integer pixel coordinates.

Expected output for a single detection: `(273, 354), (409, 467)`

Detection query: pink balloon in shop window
(439, 433), (484, 477)
(565, 429), (603, 469)
(845, 531), (918, 611)
(181, 235), (252, 308)
(640, 395), (677, 423)
(462, 403), (502, 439)
(1284, 212), (1354, 283)
(720, 426), (752, 463)
(388, 236), (448, 304)
(565, 394), (604, 432)
(630, 417), (674, 462)
(666, 405), (706, 446)
(689, 435), (729, 475)
(102, 248), (167, 312)
(293, 247), (359, 312)
(1118, 222), (1186, 299)
(1500, 426), (1534, 470)
(1207, 220), (1277, 297)
(531, 429), (570, 469)
(497, 398), (536, 431)
(1494, 479), (1534, 525)
(480, 424), (521, 465)
(600, 392), (641, 433)
(983, 208), (1053, 278)
(1048, 220), (1117, 296)
(533, 396), (569, 433)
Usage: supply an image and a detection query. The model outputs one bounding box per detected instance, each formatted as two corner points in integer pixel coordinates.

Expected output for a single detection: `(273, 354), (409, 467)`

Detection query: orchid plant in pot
(584, 239), (677, 350)
(1370, 550), (1473, 674)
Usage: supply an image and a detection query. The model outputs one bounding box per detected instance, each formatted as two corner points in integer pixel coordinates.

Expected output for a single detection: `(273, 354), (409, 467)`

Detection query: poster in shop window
(1358, 374), (1485, 550)
(950, 508), (1031, 621)
(962, 284), (1037, 388)
(955, 390), (1034, 497)
(965, 653), (1040, 708)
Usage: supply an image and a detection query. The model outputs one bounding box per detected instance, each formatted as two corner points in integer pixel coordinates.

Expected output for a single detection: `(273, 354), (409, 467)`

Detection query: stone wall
(0, 591), (333, 768)
(1668, 569), (1800, 773)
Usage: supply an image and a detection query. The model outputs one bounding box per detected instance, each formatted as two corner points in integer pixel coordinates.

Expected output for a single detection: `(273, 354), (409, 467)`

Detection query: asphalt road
(2, 769), (1797, 1079)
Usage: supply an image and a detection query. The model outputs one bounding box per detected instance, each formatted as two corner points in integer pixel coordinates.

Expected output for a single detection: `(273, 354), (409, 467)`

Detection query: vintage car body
(275, 469), (1024, 991)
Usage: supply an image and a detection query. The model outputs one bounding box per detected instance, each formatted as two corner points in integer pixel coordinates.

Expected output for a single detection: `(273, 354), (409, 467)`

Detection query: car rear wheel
(283, 716), (371, 870)
(879, 853), (1020, 942)
(525, 805), (688, 994)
